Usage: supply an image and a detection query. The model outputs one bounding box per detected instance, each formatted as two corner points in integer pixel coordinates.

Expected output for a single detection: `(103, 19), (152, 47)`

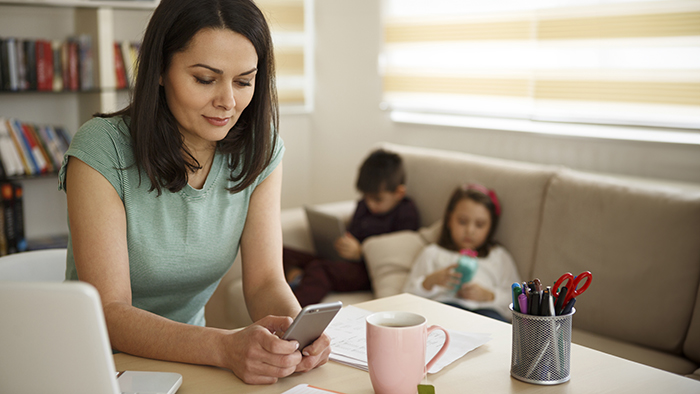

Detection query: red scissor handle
(553, 271), (592, 306)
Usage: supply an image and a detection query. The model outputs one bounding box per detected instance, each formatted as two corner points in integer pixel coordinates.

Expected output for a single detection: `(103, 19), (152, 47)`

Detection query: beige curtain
(382, 0), (700, 129)
(258, 0), (311, 107)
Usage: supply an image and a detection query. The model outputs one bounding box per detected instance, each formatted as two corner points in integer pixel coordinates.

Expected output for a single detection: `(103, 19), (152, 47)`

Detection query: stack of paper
(325, 306), (492, 374)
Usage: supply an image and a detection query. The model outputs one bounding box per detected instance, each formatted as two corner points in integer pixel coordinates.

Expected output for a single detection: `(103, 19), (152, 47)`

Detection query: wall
(278, 0), (700, 210)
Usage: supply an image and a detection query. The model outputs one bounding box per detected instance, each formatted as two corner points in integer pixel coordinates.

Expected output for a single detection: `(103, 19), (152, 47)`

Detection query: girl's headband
(464, 183), (501, 217)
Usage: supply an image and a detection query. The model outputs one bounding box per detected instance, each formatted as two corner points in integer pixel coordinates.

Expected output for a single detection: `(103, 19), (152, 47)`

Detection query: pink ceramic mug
(366, 311), (450, 394)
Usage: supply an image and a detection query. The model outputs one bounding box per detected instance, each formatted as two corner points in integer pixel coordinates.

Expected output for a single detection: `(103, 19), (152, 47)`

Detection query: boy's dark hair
(355, 149), (405, 194)
(438, 185), (501, 257)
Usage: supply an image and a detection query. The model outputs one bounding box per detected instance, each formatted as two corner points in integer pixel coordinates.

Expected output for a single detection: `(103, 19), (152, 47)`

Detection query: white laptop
(0, 281), (182, 394)
(304, 205), (347, 261)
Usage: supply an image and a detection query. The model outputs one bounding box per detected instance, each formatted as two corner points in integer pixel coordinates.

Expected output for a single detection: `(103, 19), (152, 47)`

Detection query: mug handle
(425, 325), (451, 372)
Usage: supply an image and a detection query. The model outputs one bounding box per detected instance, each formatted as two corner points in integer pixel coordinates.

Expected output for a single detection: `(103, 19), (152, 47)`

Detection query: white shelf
(0, 0), (158, 10)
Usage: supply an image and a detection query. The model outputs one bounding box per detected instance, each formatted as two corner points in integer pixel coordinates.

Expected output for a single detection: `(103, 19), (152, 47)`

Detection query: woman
(59, 0), (329, 384)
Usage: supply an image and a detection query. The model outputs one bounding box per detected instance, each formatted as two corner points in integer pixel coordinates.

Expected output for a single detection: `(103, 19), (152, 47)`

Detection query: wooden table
(114, 293), (700, 393)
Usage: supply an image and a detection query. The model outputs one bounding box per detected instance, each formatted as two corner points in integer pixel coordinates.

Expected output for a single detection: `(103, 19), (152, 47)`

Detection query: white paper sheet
(326, 305), (491, 374)
(282, 383), (342, 394)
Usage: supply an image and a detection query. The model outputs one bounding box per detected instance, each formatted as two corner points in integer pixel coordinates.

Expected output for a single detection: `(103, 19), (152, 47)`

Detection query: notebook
(0, 281), (182, 394)
(304, 205), (347, 261)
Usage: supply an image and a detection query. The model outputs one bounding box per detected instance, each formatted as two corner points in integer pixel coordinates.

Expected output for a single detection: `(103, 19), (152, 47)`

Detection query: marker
(522, 282), (530, 297)
(554, 286), (568, 315)
(540, 287), (555, 316)
(533, 278), (542, 293)
(518, 293), (528, 314)
(562, 298), (577, 315)
(512, 283), (522, 312)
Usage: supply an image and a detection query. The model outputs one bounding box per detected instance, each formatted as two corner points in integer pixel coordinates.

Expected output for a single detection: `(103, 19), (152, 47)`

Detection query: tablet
(304, 206), (347, 261)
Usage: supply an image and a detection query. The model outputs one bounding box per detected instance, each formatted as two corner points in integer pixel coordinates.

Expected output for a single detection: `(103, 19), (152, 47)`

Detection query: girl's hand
(294, 332), (332, 373)
(334, 233), (361, 261)
(222, 315), (302, 385)
(457, 282), (495, 302)
(422, 264), (461, 291)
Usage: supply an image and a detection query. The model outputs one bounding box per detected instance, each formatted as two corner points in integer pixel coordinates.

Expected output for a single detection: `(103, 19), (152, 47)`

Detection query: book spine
(13, 183), (26, 253)
(67, 40), (79, 91)
(6, 38), (19, 91)
(24, 39), (37, 91)
(6, 118), (32, 175)
(78, 35), (94, 91)
(1, 182), (17, 254)
(0, 38), (6, 92)
(52, 39), (63, 92)
(0, 117), (23, 177)
(25, 123), (52, 173)
(19, 122), (46, 174)
(114, 42), (127, 90)
(38, 125), (63, 169)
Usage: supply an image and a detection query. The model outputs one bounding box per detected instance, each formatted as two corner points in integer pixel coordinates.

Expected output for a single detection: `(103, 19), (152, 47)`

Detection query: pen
(512, 283), (522, 312)
(529, 289), (541, 316)
(522, 282), (530, 297)
(554, 286), (568, 315)
(518, 293), (528, 314)
(561, 297), (576, 315)
(540, 287), (553, 316)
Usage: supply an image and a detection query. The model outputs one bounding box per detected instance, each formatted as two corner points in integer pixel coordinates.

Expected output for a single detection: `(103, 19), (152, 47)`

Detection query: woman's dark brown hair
(437, 185), (501, 257)
(103, 0), (278, 195)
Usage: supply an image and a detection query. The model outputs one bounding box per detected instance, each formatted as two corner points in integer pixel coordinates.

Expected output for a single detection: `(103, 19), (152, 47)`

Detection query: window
(381, 0), (700, 131)
(258, 0), (314, 111)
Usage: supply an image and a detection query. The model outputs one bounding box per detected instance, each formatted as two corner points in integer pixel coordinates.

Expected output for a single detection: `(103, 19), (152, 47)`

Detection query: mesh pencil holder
(509, 304), (575, 385)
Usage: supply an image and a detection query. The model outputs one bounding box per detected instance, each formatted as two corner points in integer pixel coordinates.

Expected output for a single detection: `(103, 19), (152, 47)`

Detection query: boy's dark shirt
(347, 197), (420, 247)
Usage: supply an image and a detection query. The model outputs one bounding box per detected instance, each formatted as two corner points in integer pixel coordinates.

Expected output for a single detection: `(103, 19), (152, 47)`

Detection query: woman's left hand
(294, 332), (332, 373)
(457, 282), (495, 302)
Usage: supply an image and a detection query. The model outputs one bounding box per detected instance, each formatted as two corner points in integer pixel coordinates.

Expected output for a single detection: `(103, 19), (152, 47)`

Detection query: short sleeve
(58, 117), (132, 200)
(252, 135), (285, 187)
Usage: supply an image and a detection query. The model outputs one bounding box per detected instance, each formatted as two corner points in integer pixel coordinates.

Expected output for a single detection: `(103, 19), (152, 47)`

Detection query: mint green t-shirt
(58, 116), (284, 326)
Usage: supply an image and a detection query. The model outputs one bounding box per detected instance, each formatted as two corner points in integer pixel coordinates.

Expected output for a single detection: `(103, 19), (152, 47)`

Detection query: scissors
(553, 271), (592, 308)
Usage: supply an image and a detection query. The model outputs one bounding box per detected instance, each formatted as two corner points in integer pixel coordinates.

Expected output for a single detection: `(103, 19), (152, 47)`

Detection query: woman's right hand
(222, 315), (303, 385)
(422, 264), (461, 291)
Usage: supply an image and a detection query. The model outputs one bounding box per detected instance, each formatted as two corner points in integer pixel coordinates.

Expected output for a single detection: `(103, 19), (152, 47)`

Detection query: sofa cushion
(363, 229), (431, 299)
(378, 142), (557, 281)
(684, 283), (700, 365)
(533, 169), (700, 354)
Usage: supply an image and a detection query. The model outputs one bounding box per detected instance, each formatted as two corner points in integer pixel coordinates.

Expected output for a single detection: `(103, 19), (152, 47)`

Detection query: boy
(284, 149), (421, 306)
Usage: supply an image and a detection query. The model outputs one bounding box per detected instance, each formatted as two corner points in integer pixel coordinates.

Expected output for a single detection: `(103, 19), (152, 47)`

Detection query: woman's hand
(334, 233), (361, 261)
(457, 282), (495, 302)
(422, 264), (460, 291)
(223, 315), (302, 385)
(295, 332), (332, 373)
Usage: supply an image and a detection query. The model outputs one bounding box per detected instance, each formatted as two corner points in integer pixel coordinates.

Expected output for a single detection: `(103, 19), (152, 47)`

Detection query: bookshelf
(0, 0), (157, 250)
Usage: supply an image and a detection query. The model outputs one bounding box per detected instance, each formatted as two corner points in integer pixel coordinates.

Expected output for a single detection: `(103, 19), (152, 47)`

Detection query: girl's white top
(403, 244), (521, 320)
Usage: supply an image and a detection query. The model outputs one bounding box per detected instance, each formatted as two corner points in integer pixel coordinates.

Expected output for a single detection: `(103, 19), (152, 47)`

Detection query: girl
(60, 0), (328, 384)
(403, 184), (520, 321)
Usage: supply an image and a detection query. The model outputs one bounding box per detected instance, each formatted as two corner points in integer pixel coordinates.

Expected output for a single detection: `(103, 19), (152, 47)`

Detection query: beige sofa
(205, 142), (700, 381)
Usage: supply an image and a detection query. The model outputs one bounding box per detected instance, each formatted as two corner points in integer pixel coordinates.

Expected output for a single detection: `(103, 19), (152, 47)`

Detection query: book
(13, 182), (26, 253)
(15, 38), (27, 91)
(0, 38), (5, 92)
(52, 39), (63, 92)
(66, 40), (79, 91)
(36, 39), (54, 91)
(18, 121), (45, 174)
(23, 123), (52, 173)
(36, 125), (64, 168)
(6, 118), (33, 175)
(6, 37), (19, 91)
(0, 118), (24, 177)
(114, 42), (128, 89)
(1, 182), (17, 254)
(23, 39), (37, 91)
(78, 35), (94, 91)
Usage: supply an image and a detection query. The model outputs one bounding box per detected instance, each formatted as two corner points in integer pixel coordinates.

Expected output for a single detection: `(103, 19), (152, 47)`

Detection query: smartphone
(281, 301), (343, 349)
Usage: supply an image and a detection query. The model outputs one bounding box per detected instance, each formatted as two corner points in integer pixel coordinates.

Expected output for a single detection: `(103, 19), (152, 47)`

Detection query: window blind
(258, 0), (313, 108)
(381, 0), (700, 129)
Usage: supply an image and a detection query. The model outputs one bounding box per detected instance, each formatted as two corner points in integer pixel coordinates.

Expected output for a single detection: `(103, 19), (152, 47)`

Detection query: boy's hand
(422, 264), (460, 291)
(334, 233), (361, 261)
(457, 282), (495, 302)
